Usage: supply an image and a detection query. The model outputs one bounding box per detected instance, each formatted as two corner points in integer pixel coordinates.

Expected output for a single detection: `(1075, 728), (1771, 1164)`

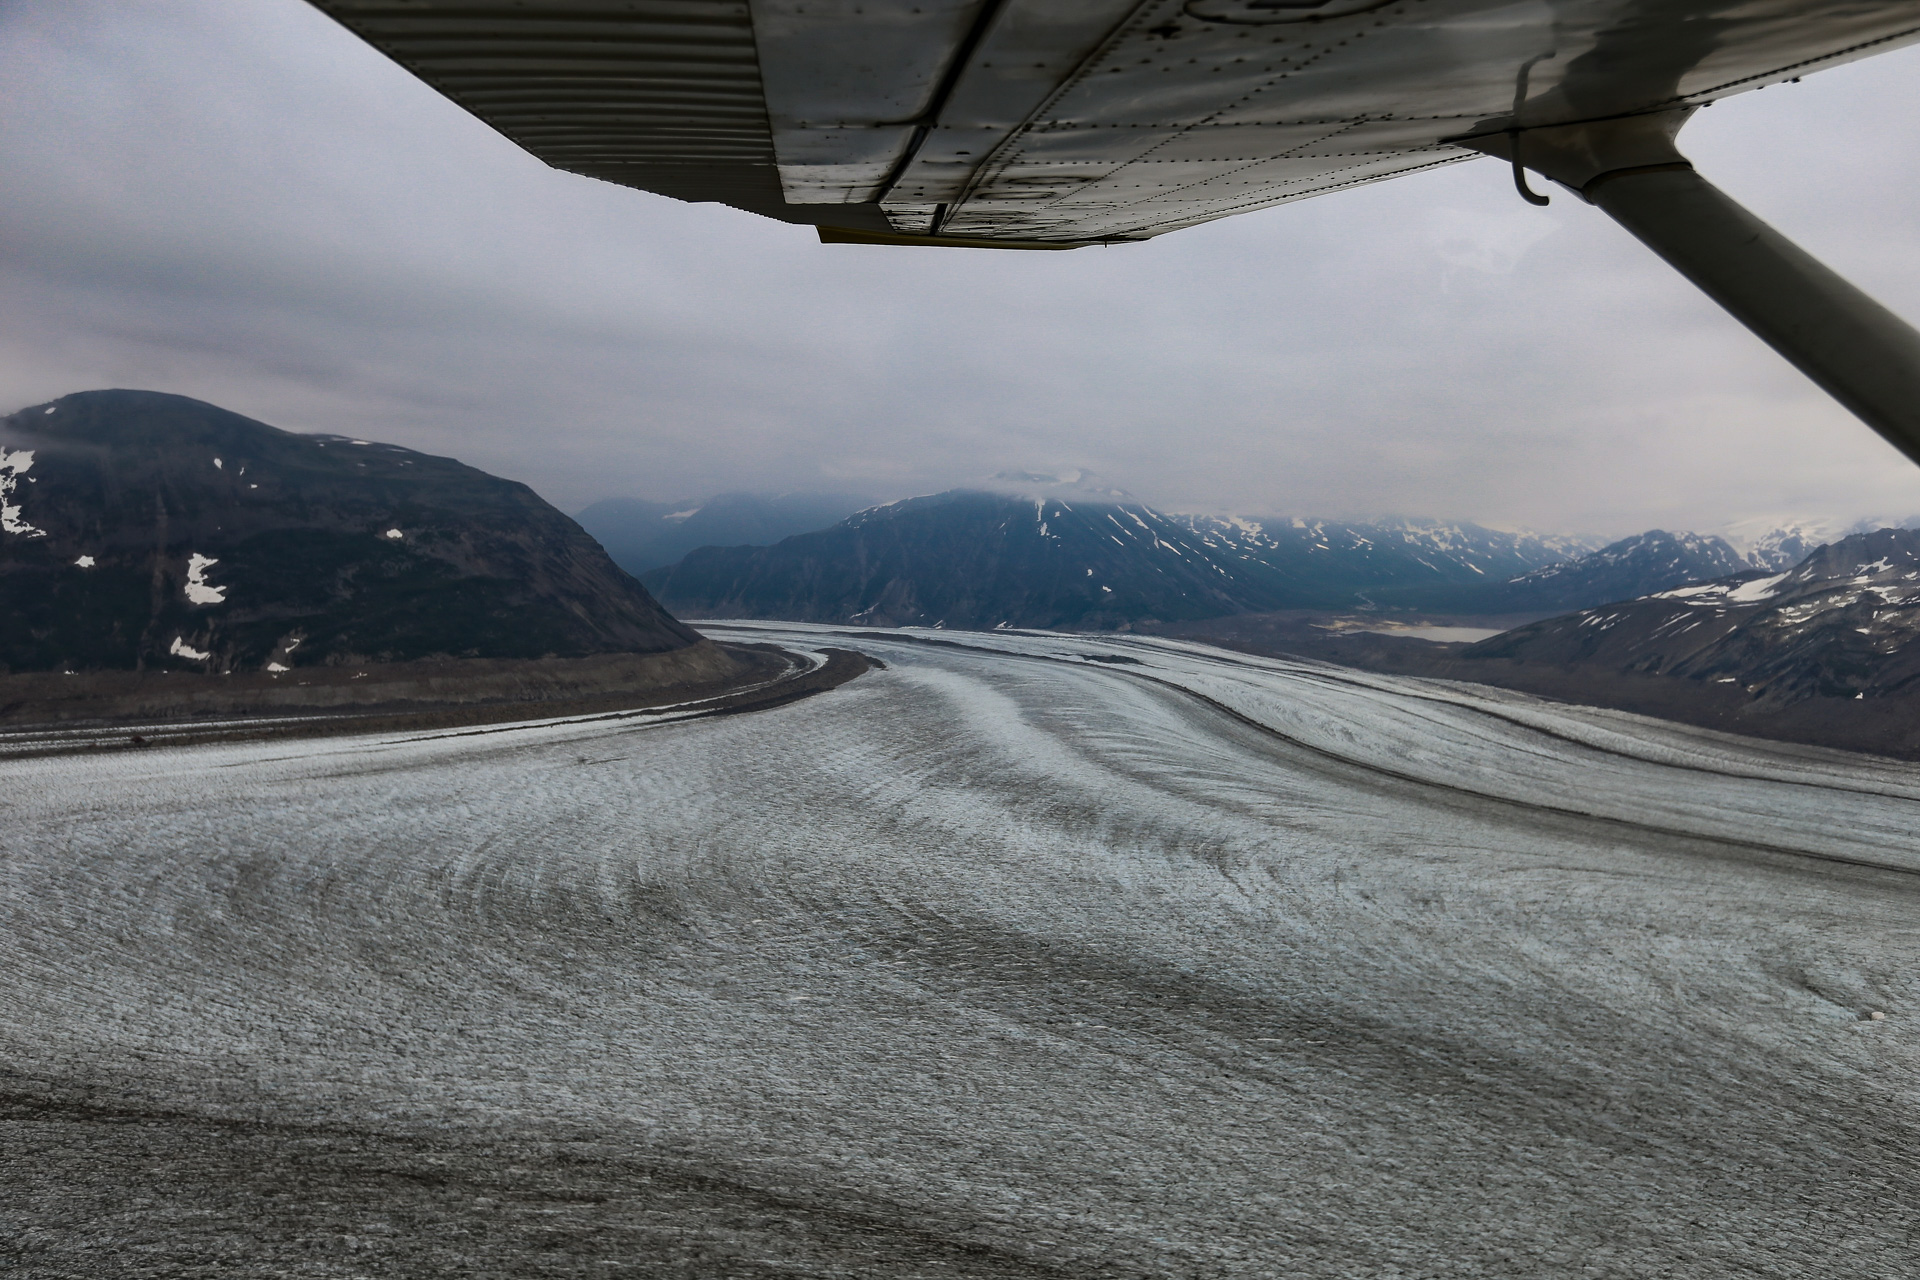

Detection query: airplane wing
(306, 1), (1918, 245)
(307, 1), (1920, 461)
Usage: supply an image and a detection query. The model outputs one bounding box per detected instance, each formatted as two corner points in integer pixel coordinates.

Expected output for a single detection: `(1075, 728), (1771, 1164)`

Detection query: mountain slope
(647, 490), (1307, 629)
(1172, 515), (1597, 610)
(647, 491), (1749, 630)
(577, 490), (872, 575)
(0, 390), (699, 673)
(1467, 528), (1920, 708)
(1156, 531), (1920, 757)
(1729, 516), (1920, 569)
(1478, 530), (1754, 613)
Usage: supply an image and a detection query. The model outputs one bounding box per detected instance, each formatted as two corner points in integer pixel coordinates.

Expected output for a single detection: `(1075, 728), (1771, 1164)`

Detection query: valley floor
(4, 623), (1918, 1277)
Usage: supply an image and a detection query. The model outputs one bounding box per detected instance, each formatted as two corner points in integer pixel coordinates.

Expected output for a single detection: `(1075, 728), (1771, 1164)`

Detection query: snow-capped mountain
(1469, 528), (1920, 709)
(0, 390), (698, 673)
(648, 491), (1629, 629)
(1724, 515), (1920, 570)
(1726, 518), (1852, 571)
(1171, 514), (1600, 605)
(1493, 530), (1754, 612)
(647, 490), (1299, 629)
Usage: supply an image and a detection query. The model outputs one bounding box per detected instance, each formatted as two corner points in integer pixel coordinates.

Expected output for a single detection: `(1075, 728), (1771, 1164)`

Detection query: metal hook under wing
(1465, 112), (1920, 467)
(1508, 131), (1551, 206)
(1507, 56), (1551, 206)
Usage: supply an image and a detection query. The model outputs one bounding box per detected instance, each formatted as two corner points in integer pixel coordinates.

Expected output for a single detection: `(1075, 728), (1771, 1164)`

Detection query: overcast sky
(6, 0), (1920, 537)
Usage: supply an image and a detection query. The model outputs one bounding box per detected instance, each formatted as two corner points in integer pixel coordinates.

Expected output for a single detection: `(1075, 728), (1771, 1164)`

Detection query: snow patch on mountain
(1, 449), (46, 538)
(185, 553), (227, 605)
(169, 636), (212, 662)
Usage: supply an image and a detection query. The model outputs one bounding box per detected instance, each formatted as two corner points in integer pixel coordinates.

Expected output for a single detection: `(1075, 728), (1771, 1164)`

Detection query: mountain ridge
(1161, 528), (1920, 759)
(1466, 527), (1920, 709)
(646, 488), (1785, 628)
(0, 390), (699, 673)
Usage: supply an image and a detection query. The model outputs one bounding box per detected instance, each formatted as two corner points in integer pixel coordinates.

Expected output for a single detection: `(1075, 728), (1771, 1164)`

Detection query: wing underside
(311, 0), (1920, 245)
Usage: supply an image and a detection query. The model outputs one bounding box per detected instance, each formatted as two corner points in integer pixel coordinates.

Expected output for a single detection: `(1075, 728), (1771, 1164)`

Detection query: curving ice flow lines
(4, 622), (1919, 1276)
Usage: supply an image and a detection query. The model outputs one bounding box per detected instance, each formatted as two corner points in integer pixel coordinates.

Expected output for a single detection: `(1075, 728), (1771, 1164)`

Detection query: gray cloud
(5, 0), (1920, 537)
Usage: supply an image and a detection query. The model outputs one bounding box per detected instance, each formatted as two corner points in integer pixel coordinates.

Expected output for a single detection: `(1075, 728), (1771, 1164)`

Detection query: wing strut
(1468, 113), (1920, 467)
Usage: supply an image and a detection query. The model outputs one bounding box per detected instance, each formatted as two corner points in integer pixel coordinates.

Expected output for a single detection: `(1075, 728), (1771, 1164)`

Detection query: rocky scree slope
(0, 391), (699, 673)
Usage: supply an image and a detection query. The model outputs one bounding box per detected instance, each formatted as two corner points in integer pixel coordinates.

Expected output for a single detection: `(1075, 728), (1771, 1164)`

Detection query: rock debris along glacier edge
(2, 621), (1916, 1275)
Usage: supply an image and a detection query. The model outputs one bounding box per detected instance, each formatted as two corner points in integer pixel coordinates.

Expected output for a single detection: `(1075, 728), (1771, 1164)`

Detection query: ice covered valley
(4, 623), (1919, 1278)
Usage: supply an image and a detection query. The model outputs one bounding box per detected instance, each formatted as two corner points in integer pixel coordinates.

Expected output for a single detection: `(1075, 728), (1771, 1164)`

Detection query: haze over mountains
(649, 491), (1293, 631)
(1728, 515), (1920, 569)
(577, 491), (874, 576)
(640, 491), (1620, 629)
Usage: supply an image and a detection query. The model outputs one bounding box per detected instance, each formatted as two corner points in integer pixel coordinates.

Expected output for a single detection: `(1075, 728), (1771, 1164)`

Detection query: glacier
(2, 623), (1917, 1275)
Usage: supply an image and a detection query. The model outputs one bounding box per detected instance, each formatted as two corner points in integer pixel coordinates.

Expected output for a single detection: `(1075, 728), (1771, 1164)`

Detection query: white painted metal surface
(311, 0), (1920, 243)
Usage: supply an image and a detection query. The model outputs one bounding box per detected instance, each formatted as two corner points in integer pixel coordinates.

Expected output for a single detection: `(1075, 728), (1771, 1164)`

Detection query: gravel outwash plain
(4, 623), (1919, 1277)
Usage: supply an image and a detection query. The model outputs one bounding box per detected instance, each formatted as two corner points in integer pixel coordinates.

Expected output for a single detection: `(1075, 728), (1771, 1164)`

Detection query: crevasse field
(4, 623), (1918, 1278)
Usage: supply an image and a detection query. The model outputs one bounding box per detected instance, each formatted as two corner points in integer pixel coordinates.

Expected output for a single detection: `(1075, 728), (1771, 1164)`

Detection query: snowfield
(4, 623), (1919, 1276)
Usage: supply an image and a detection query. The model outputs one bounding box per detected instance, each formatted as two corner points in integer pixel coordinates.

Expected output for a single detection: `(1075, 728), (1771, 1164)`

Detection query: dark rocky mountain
(1476, 529), (1754, 614)
(643, 481), (1778, 630)
(646, 490), (1294, 629)
(1164, 528), (1920, 757)
(577, 490), (873, 576)
(645, 490), (1616, 629)
(0, 390), (699, 673)
(1467, 528), (1920, 709)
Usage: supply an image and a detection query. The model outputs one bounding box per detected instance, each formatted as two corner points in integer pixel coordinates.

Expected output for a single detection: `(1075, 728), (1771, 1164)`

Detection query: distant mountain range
(1171, 514), (1600, 610)
(1166, 527), (1920, 758)
(648, 491), (1273, 630)
(1725, 515), (1920, 570)
(578, 491), (873, 575)
(642, 487), (1836, 628)
(0, 390), (698, 673)
(1470, 528), (1920, 709)
(1474, 530), (1753, 613)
